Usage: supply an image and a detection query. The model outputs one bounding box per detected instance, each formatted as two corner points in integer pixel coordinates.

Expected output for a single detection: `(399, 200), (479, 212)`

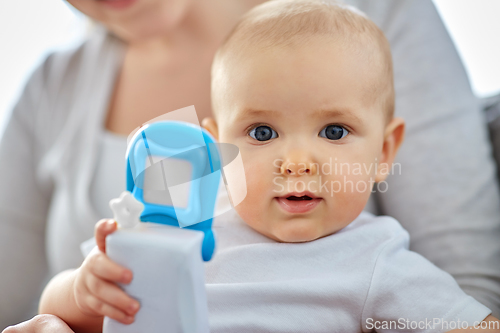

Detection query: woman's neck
(127, 0), (266, 62)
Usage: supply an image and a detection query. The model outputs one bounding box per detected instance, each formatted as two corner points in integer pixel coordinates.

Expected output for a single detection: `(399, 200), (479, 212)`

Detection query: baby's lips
(278, 191), (322, 199)
(275, 195), (322, 214)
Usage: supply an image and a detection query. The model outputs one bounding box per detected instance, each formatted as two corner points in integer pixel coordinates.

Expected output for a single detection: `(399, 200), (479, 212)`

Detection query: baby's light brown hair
(211, 0), (394, 124)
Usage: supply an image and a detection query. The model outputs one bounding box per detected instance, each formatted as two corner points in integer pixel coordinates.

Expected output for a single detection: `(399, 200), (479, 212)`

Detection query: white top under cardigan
(1, 0), (500, 328)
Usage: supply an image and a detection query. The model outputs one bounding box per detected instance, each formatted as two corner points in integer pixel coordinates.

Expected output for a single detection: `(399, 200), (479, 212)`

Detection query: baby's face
(208, 36), (401, 242)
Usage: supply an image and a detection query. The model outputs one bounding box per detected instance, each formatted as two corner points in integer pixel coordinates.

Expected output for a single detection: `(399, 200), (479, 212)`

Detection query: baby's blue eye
(319, 125), (348, 140)
(249, 125), (278, 141)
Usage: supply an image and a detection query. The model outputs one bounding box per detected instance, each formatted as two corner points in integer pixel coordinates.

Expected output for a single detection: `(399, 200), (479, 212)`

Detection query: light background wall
(0, 0), (87, 134)
(433, 0), (500, 98)
(0, 0), (499, 135)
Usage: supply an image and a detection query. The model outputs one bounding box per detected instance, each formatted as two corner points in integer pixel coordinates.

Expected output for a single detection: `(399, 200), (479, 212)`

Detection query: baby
(39, 0), (500, 332)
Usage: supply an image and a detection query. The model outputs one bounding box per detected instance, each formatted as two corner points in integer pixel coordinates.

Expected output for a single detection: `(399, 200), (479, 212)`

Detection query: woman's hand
(72, 219), (140, 325)
(2, 314), (74, 333)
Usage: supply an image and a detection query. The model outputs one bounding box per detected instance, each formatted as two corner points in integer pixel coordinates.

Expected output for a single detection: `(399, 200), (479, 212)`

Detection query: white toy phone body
(103, 223), (210, 333)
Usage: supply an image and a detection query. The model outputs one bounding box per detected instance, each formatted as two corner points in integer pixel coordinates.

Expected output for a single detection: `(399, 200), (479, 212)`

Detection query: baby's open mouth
(286, 195), (313, 201)
(276, 192), (322, 214)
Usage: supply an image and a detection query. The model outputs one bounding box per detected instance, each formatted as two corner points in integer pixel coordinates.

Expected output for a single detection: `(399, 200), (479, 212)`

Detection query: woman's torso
(45, 26), (220, 273)
(104, 36), (216, 136)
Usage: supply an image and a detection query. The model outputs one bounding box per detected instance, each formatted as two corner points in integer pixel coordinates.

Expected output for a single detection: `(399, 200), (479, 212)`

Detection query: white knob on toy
(109, 191), (144, 229)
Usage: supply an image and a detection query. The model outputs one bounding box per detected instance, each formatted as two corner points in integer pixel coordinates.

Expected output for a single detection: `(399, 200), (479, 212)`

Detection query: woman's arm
(0, 58), (53, 330)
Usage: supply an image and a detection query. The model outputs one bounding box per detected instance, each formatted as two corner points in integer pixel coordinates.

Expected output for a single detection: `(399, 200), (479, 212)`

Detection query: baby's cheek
(331, 175), (372, 222)
(241, 153), (275, 195)
(233, 162), (272, 227)
(232, 194), (265, 235)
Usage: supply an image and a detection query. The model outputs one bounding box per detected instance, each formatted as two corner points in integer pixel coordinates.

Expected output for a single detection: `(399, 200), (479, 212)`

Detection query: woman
(1, 0), (499, 330)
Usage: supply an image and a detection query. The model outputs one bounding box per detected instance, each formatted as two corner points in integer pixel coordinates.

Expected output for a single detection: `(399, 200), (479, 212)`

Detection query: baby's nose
(280, 161), (318, 176)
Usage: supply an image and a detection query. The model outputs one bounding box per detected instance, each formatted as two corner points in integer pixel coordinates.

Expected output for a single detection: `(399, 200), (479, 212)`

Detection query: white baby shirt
(205, 209), (492, 333)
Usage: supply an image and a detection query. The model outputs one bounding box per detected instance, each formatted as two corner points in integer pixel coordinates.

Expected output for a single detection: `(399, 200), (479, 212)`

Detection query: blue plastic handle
(126, 121), (220, 261)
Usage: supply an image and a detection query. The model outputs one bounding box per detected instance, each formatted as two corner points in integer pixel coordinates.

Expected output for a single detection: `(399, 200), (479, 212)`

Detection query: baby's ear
(375, 117), (405, 183)
(202, 117), (219, 141)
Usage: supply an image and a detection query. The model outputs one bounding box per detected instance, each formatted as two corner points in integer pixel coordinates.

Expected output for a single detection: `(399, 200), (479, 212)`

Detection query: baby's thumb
(95, 219), (118, 253)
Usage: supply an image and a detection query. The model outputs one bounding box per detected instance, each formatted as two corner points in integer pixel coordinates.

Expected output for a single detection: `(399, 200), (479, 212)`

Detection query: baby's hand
(73, 219), (140, 324)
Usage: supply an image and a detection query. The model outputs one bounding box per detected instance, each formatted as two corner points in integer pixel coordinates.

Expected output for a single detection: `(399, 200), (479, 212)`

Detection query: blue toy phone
(126, 121), (221, 261)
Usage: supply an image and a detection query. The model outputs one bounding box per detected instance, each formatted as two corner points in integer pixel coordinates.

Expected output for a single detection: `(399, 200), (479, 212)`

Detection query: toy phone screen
(142, 156), (192, 209)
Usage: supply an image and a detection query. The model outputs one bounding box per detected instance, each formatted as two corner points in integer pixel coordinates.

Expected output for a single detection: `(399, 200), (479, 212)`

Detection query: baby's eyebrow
(233, 107), (363, 124)
(312, 109), (362, 124)
(234, 108), (282, 122)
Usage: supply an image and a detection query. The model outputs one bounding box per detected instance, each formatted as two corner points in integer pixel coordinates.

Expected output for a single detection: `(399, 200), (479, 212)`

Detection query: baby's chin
(234, 203), (339, 243)
(271, 227), (334, 243)
(248, 218), (335, 243)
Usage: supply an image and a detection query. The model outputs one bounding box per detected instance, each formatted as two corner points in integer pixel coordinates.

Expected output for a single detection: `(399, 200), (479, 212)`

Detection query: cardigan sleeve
(0, 56), (53, 330)
(356, 0), (500, 316)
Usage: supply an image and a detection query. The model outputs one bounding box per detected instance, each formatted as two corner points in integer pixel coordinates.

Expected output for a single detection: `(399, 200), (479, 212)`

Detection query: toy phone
(125, 120), (221, 261)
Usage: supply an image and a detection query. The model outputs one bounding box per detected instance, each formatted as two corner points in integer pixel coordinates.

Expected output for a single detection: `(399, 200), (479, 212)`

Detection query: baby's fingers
(85, 293), (136, 325)
(89, 252), (133, 284)
(95, 219), (117, 253)
(86, 274), (140, 318)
